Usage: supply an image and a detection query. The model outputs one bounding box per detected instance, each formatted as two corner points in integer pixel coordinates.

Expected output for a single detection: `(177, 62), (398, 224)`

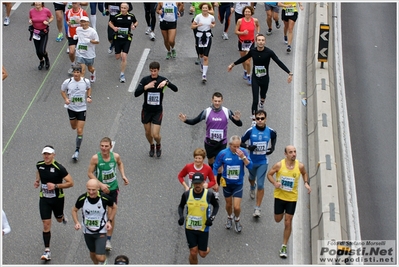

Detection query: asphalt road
(341, 3), (397, 244)
(2, 2), (308, 265)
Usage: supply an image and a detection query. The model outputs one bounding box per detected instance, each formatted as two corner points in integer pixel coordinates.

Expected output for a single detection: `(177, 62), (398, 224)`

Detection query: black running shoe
(156, 144), (162, 158)
(149, 144), (155, 157)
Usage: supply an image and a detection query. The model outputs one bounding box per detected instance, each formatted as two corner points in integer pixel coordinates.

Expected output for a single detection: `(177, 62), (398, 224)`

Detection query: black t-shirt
(134, 75), (178, 112)
(36, 160), (69, 198)
(110, 13), (137, 39)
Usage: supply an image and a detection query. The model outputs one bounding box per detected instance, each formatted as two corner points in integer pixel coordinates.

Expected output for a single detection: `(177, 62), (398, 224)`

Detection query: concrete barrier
(306, 2), (361, 264)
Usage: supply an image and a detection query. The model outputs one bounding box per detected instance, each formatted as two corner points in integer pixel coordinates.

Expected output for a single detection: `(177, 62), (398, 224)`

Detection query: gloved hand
(266, 147), (274, 155)
(178, 217), (184, 226)
(247, 145), (257, 152)
(205, 218), (213, 226)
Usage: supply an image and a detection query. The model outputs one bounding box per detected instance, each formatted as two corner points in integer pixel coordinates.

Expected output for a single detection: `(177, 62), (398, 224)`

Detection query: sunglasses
(255, 117), (265, 121)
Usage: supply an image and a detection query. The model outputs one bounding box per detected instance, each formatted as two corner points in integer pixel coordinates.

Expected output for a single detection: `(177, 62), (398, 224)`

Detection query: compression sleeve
(184, 110), (206, 125)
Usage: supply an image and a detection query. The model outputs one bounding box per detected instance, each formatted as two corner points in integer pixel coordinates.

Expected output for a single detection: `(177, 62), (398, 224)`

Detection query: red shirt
(239, 17), (255, 42)
(178, 163), (216, 188)
(65, 7), (87, 37)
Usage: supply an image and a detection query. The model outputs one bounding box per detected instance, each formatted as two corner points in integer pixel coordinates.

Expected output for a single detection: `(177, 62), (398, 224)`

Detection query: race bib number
(255, 66), (267, 77)
(164, 7), (174, 13)
(85, 219), (100, 227)
(280, 176), (295, 191)
(242, 41), (253, 51)
(226, 165), (240, 180)
(109, 5), (120, 16)
(41, 184), (56, 198)
(147, 92), (160, 105)
(253, 141), (267, 155)
(77, 43), (88, 53)
(117, 27), (129, 38)
(187, 215), (203, 230)
(33, 29), (41, 40)
(102, 169), (116, 184)
(69, 16), (80, 27)
(210, 129), (223, 141)
(71, 94), (84, 106)
(285, 8), (294, 16)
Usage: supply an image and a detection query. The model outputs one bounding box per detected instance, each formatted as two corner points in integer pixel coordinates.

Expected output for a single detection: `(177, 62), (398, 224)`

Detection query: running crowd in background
(3, 2), (310, 265)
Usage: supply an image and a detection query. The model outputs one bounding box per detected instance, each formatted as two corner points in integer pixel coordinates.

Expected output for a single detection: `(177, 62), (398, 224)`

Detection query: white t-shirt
(75, 26), (99, 59)
(194, 13), (215, 32)
(61, 77), (91, 112)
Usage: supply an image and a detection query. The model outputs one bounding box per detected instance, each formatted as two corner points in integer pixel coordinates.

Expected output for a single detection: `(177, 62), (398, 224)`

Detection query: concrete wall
(306, 2), (361, 264)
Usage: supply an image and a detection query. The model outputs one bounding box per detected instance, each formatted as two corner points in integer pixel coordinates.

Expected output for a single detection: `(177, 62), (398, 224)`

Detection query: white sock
(203, 66), (208, 76)
(90, 15), (97, 30)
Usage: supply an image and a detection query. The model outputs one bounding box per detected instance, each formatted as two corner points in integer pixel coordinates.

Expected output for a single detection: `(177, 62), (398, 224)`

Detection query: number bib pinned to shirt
(253, 141), (267, 155)
(226, 165), (240, 180)
(280, 176), (294, 191)
(209, 129), (223, 141)
(186, 215), (203, 230)
(147, 92), (160, 105)
(41, 184), (56, 198)
(255, 66), (267, 77)
(241, 40), (253, 51)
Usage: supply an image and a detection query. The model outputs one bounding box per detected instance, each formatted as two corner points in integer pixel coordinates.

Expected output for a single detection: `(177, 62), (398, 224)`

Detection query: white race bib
(210, 129), (223, 141)
(242, 41), (253, 51)
(226, 165), (240, 180)
(253, 141), (267, 155)
(186, 215), (203, 230)
(42, 184), (56, 198)
(255, 66), (267, 77)
(280, 176), (294, 191)
(147, 92), (160, 105)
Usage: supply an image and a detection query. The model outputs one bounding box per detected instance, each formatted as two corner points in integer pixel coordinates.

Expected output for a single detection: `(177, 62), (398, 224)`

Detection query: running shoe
(68, 67), (74, 74)
(195, 57), (200, 65)
(234, 219), (242, 233)
(90, 71), (96, 83)
(266, 28), (272, 35)
(38, 60), (44, 70)
(108, 45), (114, 54)
(149, 144), (155, 157)
(202, 75), (207, 83)
(119, 74), (126, 83)
(72, 151), (79, 161)
(171, 49), (176, 58)
(253, 208), (261, 218)
(287, 45), (292, 53)
(3, 17), (9, 26)
(246, 75), (251, 85)
(276, 20), (281, 29)
(145, 27), (151, 35)
(62, 215), (68, 224)
(225, 217), (233, 229)
(149, 31), (155, 41)
(166, 51), (171, 60)
(106, 240), (112, 251)
(249, 188), (255, 199)
(284, 36), (288, 44)
(213, 191), (219, 200)
(45, 58), (50, 70)
(243, 72), (247, 79)
(200, 63), (203, 72)
(279, 245), (288, 258)
(56, 32), (64, 42)
(259, 101), (264, 110)
(41, 250), (51, 261)
(66, 47), (69, 54)
(156, 144), (162, 158)
(222, 32), (229, 40)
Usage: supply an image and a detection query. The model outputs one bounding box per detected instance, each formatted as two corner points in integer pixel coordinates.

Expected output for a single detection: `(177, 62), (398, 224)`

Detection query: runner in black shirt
(109, 2), (138, 83)
(34, 145), (74, 261)
(134, 61), (178, 158)
(228, 34), (293, 122)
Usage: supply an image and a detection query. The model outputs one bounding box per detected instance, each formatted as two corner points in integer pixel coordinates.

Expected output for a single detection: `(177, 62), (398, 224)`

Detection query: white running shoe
(106, 240), (112, 251)
(222, 32), (229, 40)
(253, 208), (261, 218)
(120, 74), (126, 83)
(72, 151), (79, 161)
(90, 71), (96, 83)
(41, 250), (51, 261)
(145, 27), (151, 35)
(3, 17), (10, 26)
(149, 31), (155, 41)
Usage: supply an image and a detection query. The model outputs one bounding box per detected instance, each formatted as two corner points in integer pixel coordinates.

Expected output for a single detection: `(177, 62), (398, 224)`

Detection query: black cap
(192, 172), (204, 184)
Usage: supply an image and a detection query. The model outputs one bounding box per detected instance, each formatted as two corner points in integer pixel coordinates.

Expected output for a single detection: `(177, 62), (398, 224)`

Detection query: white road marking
(128, 48), (150, 92)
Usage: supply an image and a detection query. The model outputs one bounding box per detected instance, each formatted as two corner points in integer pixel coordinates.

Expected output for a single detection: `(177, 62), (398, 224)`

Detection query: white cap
(80, 16), (90, 22)
(42, 147), (55, 154)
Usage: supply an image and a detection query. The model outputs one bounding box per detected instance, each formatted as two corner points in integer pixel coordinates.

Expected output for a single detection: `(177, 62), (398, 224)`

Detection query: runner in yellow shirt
(267, 145), (311, 258)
